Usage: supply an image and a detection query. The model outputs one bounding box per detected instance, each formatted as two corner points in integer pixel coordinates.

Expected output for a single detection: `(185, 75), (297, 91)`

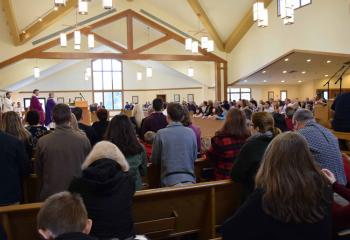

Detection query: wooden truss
(0, 9), (227, 100)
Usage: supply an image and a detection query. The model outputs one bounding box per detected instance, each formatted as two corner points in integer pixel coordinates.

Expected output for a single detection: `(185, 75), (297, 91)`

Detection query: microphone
(79, 92), (86, 101)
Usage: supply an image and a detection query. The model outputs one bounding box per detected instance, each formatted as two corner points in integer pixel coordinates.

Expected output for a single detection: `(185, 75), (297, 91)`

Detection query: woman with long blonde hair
(223, 132), (332, 240)
(130, 104), (145, 136)
(1, 111), (33, 157)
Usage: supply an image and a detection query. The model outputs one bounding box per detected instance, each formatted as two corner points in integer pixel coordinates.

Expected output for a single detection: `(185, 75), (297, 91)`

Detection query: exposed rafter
(2, 0), (20, 45)
(224, 0), (273, 53)
(187, 0), (225, 52)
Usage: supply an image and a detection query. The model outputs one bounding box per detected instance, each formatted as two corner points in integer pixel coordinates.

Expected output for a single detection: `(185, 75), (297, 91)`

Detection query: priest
(30, 89), (45, 125)
(45, 92), (56, 126)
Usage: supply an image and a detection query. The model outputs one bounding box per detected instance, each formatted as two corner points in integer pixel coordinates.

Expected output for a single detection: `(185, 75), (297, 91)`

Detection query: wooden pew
(192, 118), (224, 139)
(0, 180), (240, 240)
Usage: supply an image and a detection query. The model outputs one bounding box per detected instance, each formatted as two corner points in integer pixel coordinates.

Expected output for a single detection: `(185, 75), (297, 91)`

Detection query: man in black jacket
(0, 131), (30, 205)
(72, 107), (98, 146)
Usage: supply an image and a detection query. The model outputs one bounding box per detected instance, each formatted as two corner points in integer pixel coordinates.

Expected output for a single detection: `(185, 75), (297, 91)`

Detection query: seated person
(72, 107), (98, 146)
(223, 132), (332, 240)
(143, 131), (156, 161)
(193, 108), (203, 118)
(151, 103), (197, 187)
(37, 192), (95, 240)
(331, 92), (350, 132)
(206, 109), (249, 180)
(91, 109), (109, 142)
(69, 141), (135, 240)
(25, 110), (49, 147)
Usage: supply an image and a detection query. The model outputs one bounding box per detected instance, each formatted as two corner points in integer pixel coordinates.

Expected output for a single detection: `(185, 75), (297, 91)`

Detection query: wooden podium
(74, 101), (91, 125)
(314, 100), (334, 128)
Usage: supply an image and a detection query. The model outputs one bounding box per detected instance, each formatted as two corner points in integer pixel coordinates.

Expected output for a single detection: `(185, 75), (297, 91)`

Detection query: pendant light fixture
(280, 0), (295, 25)
(78, 0), (88, 15)
(201, 36), (209, 49)
(54, 0), (66, 6)
(137, 72), (142, 81)
(60, 32), (67, 47)
(102, 0), (113, 9)
(74, 30), (81, 45)
(88, 34), (95, 49)
(33, 67), (40, 79)
(146, 67), (153, 78)
(185, 38), (192, 51)
(191, 41), (199, 53)
(207, 40), (214, 52)
(253, 1), (268, 27)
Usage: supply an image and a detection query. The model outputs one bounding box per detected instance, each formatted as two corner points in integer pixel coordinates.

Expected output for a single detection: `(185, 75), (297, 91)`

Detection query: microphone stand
(334, 64), (350, 94)
(323, 65), (346, 95)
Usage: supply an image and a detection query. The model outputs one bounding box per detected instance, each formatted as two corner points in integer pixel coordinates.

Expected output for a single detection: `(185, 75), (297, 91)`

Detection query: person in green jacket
(232, 112), (279, 202)
(105, 114), (147, 190)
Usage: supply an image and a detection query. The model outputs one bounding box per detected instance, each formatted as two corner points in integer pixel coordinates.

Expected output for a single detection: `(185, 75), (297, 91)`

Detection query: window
(23, 98), (46, 111)
(322, 90), (328, 100)
(227, 88), (251, 102)
(278, 0), (311, 15)
(280, 90), (288, 101)
(92, 59), (123, 110)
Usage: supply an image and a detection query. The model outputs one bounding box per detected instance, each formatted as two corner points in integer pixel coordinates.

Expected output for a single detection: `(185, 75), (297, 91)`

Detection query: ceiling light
(207, 40), (214, 52)
(306, 59), (311, 62)
(185, 38), (192, 51)
(301, 71), (306, 74)
(326, 60), (332, 64)
(22, 30), (26, 34)
(33, 67), (40, 79)
(85, 67), (92, 77)
(102, 0), (113, 9)
(280, 0), (295, 25)
(54, 0), (66, 6)
(191, 41), (199, 53)
(283, 70), (287, 74)
(38, 18), (42, 22)
(60, 33), (67, 47)
(324, 74), (329, 77)
(201, 37), (209, 49)
(88, 34), (95, 49)
(244, 80), (248, 83)
(78, 0), (88, 15)
(188, 67), (194, 77)
(281, 80), (285, 83)
(262, 70), (266, 74)
(257, 8), (268, 28)
(253, 2), (268, 27)
(298, 80), (302, 83)
(284, 58), (289, 62)
(54, 6), (58, 11)
(263, 80), (267, 83)
(146, 67), (153, 78)
(74, 30), (81, 45)
(137, 72), (142, 81)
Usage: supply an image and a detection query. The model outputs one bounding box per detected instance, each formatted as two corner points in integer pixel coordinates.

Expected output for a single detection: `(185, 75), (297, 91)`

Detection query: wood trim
(18, 0), (78, 45)
(215, 62), (222, 100)
(186, 0), (225, 52)
(2, 0), (20, 45)
(224, 0), (273, 53)
(88, 10), (129, 29)
(127, 14), (134, 51)
(88, 32), (128, 54)
(132, 35), (172, 54)
(31, 52), (221, 61)
(223, 62), (228, 100)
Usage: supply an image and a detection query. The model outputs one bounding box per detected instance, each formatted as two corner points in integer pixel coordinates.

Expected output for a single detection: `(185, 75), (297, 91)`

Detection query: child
(143, 131), (156, 162)
(37, 191), (95, 240)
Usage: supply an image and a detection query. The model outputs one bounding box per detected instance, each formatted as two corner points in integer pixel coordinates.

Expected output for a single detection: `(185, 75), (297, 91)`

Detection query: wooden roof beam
(187, 0), (225, 52)
(2, 0), (20, 45)
(224, 0), (273, 53)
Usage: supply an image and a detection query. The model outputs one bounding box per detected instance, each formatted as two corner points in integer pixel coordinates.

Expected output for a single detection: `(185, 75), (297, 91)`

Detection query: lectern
(74, 101), (91, 125)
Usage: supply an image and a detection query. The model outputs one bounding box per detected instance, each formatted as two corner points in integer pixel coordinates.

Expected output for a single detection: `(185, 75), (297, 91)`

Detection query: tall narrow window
(92, 59), (123, 110)
(280, 90), (288, 101)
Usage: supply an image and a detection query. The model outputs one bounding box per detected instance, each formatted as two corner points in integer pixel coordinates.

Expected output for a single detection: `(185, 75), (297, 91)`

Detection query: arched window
(92, 59), (123, 110)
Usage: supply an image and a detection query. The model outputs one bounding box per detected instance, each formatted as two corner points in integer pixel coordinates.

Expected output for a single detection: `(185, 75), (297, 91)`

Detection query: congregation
(0, 88), (350, 240)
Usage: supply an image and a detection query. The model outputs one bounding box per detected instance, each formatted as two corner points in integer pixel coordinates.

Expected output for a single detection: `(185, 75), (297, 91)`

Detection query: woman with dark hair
(2, 111), (33, 158)
(92, 109), (109, 142)
(105, 114), (147, 190)
(223, 132), (332, 240)
(181, 107), (201, 154)
(232, 112), (279, 200)
(206, 108), (250, 180)
(25, 110), (48, 147)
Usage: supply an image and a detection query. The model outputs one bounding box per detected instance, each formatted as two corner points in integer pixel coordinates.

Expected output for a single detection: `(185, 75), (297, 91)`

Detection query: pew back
(0, 180), (240, 240)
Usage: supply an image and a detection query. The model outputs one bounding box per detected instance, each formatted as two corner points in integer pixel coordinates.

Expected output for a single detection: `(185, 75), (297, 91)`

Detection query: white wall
(228, 0), (350, 83)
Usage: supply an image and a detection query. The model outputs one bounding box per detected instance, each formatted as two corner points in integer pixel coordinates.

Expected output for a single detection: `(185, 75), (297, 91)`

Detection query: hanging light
(280, 0), (295, 23)
(33, 67), (40, 79)
(60, 33), (67, 47)
(207, 40), (214, 52)
(54, 0), (66, 6)
(78, 0), (88, 15)
(257, 8), (268, 27)
(74, 30), (81, 45)
(146, 67), (153, 78)
(253, 2), (265, 22)
(88, 34), (95, 49)
(137, 72), (142, 81)
(74, 44), (81, 50)
(201, 36), (209, 49)
(283, 14), (294, 25)
(86, 67), (92, 77)
(191, 41), (199, 53)
(188, 67), (194, 77)
(102, 0), (113, 9)
(185, 38), (192, 51)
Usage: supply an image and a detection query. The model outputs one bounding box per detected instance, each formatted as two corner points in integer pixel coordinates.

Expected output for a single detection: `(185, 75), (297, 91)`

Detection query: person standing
(30, 89), (45, 125)
(36, 104), (91, 200)
(3, 92), (14, 113)
(45, 92), (56, 127)
(151, 103), (197, 187)
(331, 92), (350, 132)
